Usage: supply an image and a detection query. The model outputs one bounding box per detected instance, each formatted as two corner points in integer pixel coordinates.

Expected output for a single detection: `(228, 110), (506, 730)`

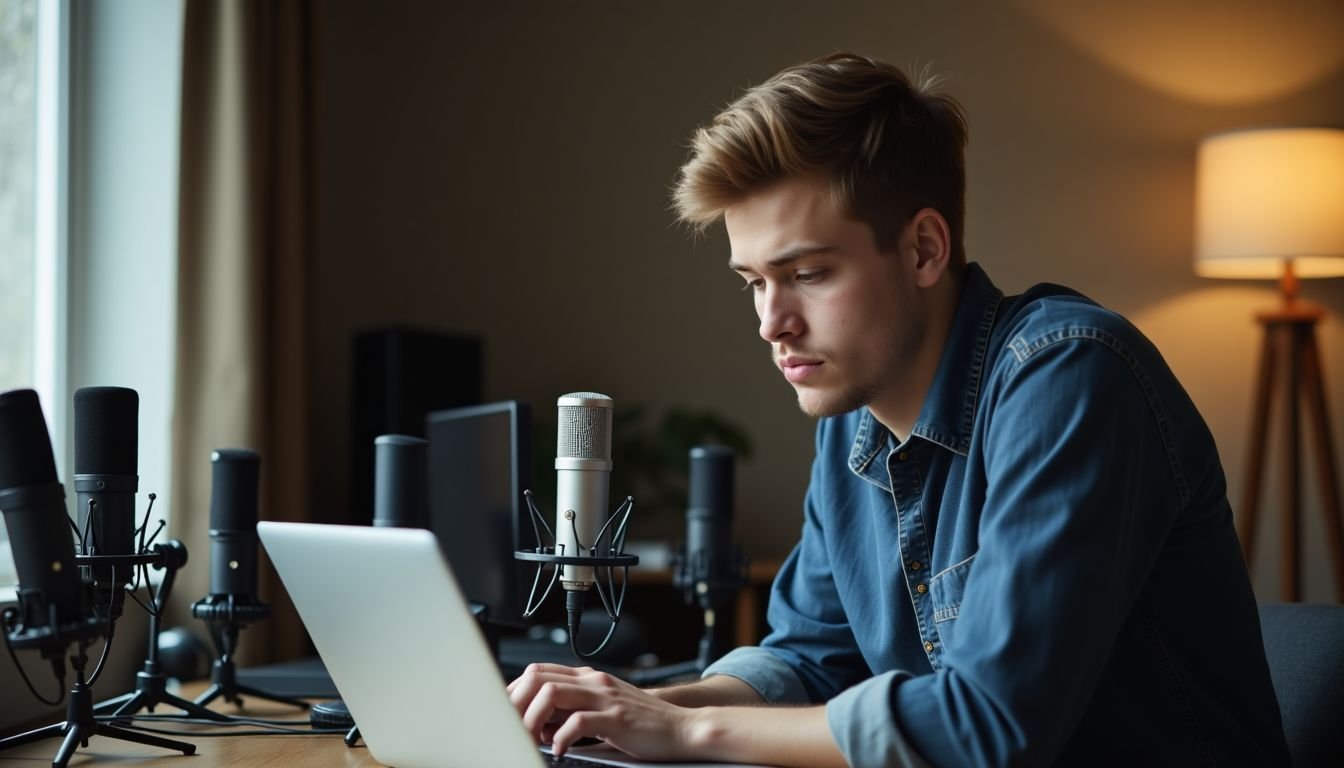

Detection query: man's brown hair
(673, 52), (969, 268)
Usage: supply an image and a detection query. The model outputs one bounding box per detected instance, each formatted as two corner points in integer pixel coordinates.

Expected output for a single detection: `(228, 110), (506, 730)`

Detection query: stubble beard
(795, 376), (880, 419)
(788, 304), (927, 420)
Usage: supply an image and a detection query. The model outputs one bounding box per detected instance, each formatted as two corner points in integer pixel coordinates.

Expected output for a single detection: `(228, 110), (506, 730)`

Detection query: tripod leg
(194, 683), (222, 708)
(0, 720), (67, 751)
(93, 691), (136, 716)
(52, 724), (83, 768)
(1240, 325), (1276, 564)
(95, 722), (196, 755)
(1301, 331), (1344, 601)
(111, 689), (149, 719)
(1281, 325), (1304, 601)
(157, 691), (232, 720)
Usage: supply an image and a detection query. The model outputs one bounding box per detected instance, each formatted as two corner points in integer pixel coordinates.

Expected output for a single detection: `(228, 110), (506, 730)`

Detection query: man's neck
(868, 273), (963, 442)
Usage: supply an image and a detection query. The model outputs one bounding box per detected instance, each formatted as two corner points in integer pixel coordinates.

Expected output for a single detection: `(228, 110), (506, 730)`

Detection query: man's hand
(507, 663), (700, 760)
(508, 663), (847, 767)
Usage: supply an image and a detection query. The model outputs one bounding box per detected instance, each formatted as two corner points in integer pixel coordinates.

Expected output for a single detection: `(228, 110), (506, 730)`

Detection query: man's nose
(758, 287), (803, 343)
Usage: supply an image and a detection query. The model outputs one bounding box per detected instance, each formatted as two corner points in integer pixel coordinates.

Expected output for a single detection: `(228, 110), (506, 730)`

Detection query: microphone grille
(556, 392), (612, 461)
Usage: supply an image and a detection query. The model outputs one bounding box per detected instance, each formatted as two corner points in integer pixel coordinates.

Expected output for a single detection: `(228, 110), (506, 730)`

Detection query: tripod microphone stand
(0, 541), (199, 766)
(190, 594), (309, 711)
(93, 540), (228, 721)
(0, 637), (196, 767)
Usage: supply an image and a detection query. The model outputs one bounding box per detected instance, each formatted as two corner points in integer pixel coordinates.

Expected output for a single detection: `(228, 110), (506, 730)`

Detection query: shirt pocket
(930, 553), (976, 649)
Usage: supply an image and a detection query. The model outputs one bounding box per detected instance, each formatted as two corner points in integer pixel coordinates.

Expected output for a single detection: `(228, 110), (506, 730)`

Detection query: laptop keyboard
(543, 752), (613, 766)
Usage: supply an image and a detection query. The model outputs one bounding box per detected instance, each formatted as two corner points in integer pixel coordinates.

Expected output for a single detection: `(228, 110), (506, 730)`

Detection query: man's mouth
(779, 357), (823, 384)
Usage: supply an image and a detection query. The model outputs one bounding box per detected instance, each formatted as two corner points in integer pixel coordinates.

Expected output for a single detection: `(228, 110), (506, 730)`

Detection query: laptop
(258, 522), (768, 768)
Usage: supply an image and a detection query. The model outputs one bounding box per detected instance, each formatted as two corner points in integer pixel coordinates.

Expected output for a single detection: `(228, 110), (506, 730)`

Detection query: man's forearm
(682, 704), (847, 768)
(647, 673), (766, 708)
(648, 676), (849, 767)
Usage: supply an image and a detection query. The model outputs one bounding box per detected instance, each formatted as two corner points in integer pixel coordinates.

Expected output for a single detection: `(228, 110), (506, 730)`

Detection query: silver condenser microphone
(554, 392), (613, 591)
(514, 390), (636, 659)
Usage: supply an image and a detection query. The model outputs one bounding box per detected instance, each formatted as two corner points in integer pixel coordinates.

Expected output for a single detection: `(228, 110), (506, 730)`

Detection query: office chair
(1259, 602), (1344, 768)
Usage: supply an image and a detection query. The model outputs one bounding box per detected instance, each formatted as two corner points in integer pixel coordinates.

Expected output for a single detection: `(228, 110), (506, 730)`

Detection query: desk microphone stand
(94, 541), (228, 722)
(0, 643), (196, 767)
(193, 597), (310, 712)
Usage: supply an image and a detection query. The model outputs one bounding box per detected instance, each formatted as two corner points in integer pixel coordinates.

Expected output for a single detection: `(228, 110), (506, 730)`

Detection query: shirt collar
(848, 262), (1003, 481)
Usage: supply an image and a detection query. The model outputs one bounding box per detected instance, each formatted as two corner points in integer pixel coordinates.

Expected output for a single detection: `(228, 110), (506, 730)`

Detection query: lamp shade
(1195, 127), (1344, 279)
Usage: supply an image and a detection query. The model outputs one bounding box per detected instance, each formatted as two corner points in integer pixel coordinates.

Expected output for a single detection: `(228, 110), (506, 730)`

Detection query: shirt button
(910, 561), (921, 570)
(898, 451), (910, 461)
(916, 583), (927, 594)
(924, 641), (934, 652)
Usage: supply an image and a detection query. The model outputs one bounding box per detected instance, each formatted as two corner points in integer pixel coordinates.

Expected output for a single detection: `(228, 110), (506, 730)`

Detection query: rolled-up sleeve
(826, 672), (932, 767)
(702, 645), (812, 704)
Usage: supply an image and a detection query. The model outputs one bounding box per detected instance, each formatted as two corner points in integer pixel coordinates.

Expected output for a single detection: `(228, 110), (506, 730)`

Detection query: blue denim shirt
(704, 263), (1290, 767)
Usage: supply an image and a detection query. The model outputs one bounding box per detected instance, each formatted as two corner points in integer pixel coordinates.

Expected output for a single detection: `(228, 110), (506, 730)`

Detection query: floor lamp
(1195, 127), (1344, 602)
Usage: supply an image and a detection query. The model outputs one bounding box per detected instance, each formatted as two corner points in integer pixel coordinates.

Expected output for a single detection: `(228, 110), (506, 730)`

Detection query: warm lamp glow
(1195, 127), (1344, 280)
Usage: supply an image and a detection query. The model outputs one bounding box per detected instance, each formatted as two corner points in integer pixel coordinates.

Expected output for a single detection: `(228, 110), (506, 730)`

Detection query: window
(1, 0), (182, 596)
(0, 0), (66, 591)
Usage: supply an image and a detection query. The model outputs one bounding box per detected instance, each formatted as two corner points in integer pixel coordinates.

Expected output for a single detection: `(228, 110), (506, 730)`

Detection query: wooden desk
(1, 682), (380, 767)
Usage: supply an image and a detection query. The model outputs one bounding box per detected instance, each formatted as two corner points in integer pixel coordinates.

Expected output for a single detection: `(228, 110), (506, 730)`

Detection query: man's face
(725, 176), (926, 418)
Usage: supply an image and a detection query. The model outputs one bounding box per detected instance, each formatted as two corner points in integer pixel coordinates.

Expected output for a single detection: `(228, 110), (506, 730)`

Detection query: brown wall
(307, 1), (1344, 601)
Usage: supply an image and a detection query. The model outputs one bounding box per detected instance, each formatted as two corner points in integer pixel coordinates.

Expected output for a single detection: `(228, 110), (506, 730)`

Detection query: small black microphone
(684, 445), (736, 602)
(207, 449), (262, 601)
(74, 386), (139, 621)
(190, 448), (307, 712)
(372, 435), (428, 529)
(192, 449), (268, 624)
(674, 445), (745, 668)
(0, 389), (100, 658)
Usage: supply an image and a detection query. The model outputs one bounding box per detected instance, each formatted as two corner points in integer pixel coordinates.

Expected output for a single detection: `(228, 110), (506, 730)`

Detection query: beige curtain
(168, 0), (313, 665)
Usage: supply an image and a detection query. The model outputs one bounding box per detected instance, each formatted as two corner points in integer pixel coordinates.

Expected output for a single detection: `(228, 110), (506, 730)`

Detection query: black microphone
(0, 389), (100, 658)
(74, 386), (139, 621)
(674, 445), (745, 668)
(683, 446), (736, 604)
(192, 449), (267, 623)
(191, 449), (308, 712)
(372, 435), (428, 529)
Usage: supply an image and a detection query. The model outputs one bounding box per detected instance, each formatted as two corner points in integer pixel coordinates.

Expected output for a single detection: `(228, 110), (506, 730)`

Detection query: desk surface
(1, 681), (382, 767)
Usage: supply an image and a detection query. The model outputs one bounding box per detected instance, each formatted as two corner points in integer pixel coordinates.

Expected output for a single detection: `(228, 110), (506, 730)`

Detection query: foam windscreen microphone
(372, 435), (428, 529)
(0, 389), (100, 656)
(74, 386), (139, 621)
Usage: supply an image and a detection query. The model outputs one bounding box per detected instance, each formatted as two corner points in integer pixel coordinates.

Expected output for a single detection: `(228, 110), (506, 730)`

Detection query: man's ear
(908, 208), (951, 289)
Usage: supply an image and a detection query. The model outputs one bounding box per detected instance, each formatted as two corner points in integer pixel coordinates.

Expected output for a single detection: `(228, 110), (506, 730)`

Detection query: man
(508, 52), (1290, 767)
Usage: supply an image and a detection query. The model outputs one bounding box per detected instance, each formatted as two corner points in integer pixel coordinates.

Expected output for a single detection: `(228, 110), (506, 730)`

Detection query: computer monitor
(424, 401), (532, 629)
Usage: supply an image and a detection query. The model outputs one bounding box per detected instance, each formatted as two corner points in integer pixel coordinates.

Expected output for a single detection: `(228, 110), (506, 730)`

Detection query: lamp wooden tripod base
(1237, 296), (1344, 602)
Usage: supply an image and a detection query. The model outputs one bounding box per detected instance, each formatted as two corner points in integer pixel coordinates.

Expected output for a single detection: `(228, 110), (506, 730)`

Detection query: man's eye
(741, 279), (764, 292)
(796, 270), (826, 284)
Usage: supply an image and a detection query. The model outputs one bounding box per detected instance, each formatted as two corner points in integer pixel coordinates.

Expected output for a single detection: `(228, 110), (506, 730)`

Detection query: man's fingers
(550, 710), (614, 757)
(508, 663), (589, 712)
(521, 682), (603, 739)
